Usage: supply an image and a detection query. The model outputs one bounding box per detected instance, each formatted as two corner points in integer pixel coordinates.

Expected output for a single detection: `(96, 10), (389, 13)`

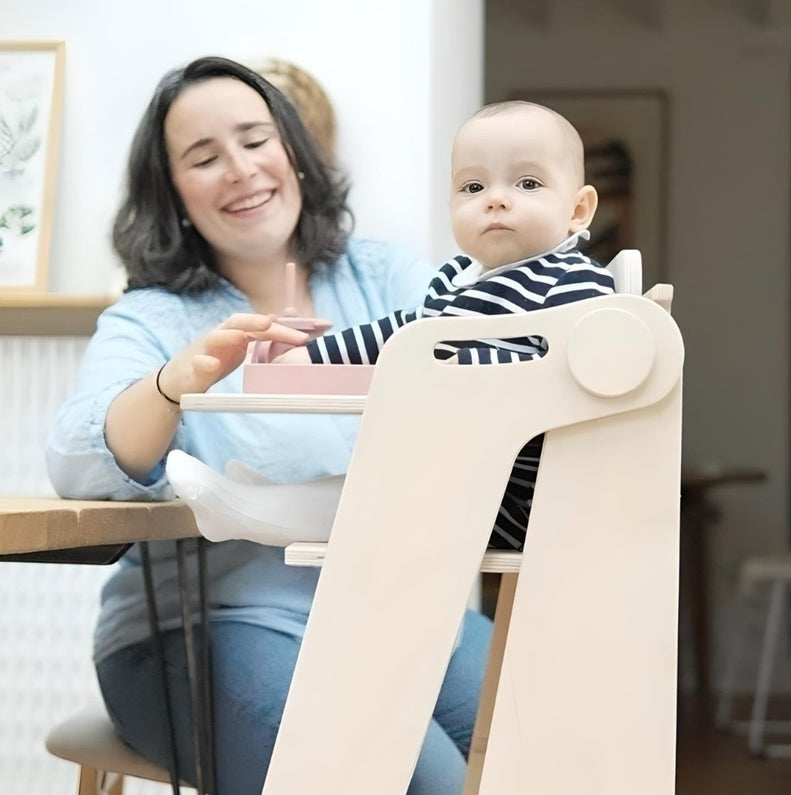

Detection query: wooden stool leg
(76, 767), (124, 795)
(464, 572), (518, 795)
(105, 773), (125, 795)
(77, 766), (99, 795)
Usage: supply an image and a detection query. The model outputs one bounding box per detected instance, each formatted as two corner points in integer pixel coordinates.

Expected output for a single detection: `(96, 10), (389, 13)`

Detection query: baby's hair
(472, 100), (586, 186)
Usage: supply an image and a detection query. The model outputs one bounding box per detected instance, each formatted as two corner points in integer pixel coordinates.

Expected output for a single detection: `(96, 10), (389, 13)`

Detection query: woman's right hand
(105, 314), (306, 482)
(158, 313), (308, 400)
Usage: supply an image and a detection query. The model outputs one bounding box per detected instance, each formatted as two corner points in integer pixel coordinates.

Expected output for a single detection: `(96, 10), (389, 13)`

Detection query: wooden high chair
(181, 250), (683, 795)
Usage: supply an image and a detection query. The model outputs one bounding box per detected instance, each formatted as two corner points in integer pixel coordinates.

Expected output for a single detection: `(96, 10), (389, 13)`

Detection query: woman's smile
(223, 189), (275, 215)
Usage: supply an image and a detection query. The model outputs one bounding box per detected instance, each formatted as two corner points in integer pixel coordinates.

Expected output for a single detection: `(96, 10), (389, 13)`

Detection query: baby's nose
(487, 192), (511, 210)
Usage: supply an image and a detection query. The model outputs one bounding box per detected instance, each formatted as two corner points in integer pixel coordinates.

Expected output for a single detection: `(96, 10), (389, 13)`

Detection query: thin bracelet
(155, 363), (181, 408)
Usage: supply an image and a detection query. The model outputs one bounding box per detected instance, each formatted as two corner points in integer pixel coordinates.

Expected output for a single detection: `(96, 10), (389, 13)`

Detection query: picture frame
(0, 40), (64, 291)
(508, 89), (670, 289)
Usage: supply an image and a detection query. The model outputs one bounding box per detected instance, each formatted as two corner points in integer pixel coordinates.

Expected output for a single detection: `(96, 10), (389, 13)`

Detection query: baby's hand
(272, 346), (312, 365)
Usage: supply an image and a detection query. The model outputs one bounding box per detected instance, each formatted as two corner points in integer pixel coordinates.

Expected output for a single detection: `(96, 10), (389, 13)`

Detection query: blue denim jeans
(97, 609), (492, 795)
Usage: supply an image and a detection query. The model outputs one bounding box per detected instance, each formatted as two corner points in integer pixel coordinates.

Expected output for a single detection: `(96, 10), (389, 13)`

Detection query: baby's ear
(568, 185), (598, 233)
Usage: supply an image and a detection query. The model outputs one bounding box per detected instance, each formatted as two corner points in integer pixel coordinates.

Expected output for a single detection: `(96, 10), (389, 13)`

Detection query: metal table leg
(141, 541), (181, 794)
(177, 537), (217, 795)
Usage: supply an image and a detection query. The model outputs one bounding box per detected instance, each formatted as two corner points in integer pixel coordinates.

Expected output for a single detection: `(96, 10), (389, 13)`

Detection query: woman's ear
(568, 185), (598, 233)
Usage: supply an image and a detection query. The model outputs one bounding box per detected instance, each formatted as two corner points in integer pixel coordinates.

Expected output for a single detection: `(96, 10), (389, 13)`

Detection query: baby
(279, 100), (609, 367)
(168, 100), (615, 549)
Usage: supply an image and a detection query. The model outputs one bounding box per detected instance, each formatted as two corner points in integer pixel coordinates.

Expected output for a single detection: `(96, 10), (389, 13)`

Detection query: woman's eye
(464, 182), (484, 194)
(193, 155), (217, 168)
(244, 138), (269, 150)
(519, 178), (541, 190)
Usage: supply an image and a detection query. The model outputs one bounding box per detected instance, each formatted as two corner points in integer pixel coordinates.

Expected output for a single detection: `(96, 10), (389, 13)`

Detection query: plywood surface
(0, 497), (198, 554)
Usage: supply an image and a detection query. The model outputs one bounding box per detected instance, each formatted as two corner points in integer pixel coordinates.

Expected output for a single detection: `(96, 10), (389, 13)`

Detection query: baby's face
(449, 107), (583, 271)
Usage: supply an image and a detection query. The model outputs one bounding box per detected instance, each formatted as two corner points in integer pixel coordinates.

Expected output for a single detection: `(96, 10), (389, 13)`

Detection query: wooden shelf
(0, 293), (116, 336)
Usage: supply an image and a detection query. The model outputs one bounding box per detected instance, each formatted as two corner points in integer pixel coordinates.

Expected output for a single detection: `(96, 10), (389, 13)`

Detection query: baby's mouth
(484, 221), (512, 232)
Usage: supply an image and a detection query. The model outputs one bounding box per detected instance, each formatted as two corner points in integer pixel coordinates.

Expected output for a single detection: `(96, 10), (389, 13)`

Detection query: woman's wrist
(155, 363), (181, 408)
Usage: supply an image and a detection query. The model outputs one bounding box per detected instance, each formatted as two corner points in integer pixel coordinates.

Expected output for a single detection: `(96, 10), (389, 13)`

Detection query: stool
(45, 705), (190, 794)
(716, 555), (791, 757)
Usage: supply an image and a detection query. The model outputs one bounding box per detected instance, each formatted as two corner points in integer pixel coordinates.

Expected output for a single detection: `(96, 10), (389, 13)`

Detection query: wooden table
(0, 496), (208, 790)
(0, 496), (198, 559)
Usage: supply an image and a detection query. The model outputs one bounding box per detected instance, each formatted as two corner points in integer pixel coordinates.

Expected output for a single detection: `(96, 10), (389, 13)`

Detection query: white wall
(429, 0), (484, 263)
(0, 3), (483, 792)
(3, 0), (483, 293)
(487, 0), (791, 689)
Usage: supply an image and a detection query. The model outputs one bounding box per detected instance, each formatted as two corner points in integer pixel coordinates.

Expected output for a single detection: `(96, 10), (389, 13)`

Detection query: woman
(46, 56), (492, 795)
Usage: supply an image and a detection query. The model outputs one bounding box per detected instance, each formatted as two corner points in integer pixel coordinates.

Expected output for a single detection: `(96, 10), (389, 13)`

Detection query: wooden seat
(45, 706), (190, 794)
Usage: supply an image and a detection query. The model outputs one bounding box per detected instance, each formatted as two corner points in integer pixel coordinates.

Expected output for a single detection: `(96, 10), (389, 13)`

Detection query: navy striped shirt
(306, 248), (614, 549)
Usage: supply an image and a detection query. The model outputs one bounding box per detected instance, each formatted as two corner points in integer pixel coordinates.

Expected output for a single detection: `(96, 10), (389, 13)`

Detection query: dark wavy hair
(114, 56), (352, 292)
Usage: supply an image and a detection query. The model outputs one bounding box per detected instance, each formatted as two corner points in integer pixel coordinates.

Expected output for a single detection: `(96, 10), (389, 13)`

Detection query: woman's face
(164, 77), (302, 273)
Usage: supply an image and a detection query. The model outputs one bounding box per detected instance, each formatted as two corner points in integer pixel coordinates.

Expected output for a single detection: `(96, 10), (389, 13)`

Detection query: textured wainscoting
(0, 336), (183, 794)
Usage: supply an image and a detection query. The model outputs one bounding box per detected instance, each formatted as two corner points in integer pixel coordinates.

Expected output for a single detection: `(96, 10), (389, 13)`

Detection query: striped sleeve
(306, 308), (420, 364)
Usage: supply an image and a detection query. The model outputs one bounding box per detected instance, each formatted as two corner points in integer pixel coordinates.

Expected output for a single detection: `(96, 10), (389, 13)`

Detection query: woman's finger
(252, 322), (308, 344)
(215, 314), (306, 344)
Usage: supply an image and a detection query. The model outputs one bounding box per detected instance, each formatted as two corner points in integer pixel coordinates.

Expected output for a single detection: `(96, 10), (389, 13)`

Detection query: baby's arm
(306, 308), (421, 364)
(272, 308), (421, 365)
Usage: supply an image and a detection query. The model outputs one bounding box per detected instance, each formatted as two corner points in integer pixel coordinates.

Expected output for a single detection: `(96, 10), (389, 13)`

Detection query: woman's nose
(225, 150), (257, 183)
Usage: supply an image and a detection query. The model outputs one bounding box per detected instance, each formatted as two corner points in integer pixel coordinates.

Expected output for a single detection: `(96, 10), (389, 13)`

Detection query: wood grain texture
(0, 498), (198, 554)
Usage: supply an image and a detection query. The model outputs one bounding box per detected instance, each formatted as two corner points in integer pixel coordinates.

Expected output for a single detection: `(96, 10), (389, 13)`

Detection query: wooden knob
(567, 308), (655, 398)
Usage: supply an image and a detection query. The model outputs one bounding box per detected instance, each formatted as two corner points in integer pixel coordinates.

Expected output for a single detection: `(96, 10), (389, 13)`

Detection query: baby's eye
(518, 177), (541, 190)
(463, 181), (484, 194)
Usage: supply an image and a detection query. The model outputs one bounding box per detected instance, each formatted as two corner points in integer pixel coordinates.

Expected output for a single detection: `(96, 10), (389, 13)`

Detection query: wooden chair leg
(105, 773), (125, 795)
(77, 766), (99, 795)
(77, 766), (124, 795)
(464, 572), (518, 795)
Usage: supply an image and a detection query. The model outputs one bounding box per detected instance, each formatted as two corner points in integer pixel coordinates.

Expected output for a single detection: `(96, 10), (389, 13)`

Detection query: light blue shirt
(46, 238), (432, 662)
